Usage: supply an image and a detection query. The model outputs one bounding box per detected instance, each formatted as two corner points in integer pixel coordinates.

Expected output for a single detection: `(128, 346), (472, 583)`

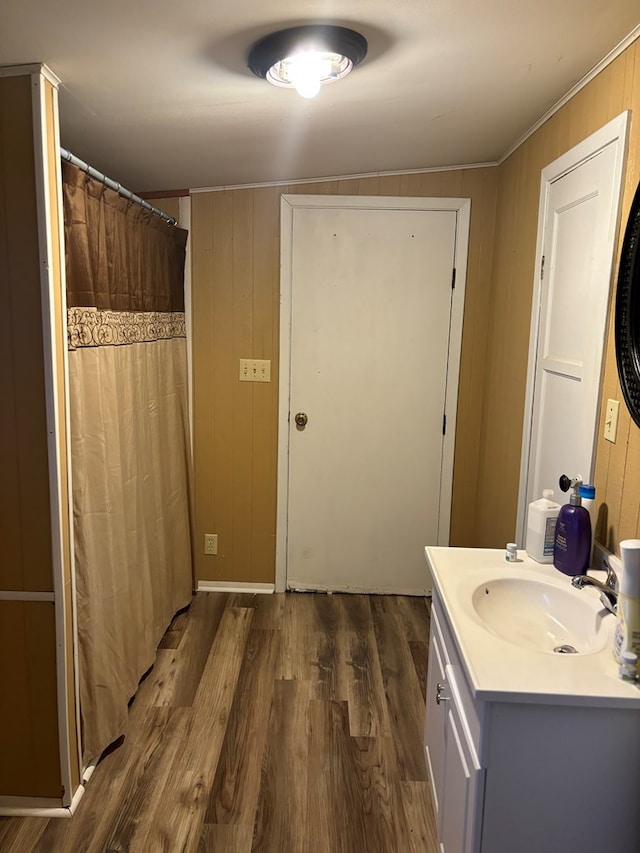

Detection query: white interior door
(518, 113), (628, 539)
(277, 197), (469, 594)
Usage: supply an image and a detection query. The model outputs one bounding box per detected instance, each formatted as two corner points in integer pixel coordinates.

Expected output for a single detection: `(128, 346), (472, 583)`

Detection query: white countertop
(425, 546), (640, 709)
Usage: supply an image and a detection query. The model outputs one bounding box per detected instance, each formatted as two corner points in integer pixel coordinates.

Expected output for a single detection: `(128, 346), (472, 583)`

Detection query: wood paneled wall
(191, 169), (499, 583)
(0, 72), (62, 797)
(191, 37), (640, 579)
(0, 601), (60, 797)
(478, 39), (640, 551)
(144, 196), (181, 222)
(0, 75), (53, 593)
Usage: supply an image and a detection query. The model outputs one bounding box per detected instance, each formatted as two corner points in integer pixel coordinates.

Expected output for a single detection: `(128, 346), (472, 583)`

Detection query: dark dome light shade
(248, 25), (368, 98)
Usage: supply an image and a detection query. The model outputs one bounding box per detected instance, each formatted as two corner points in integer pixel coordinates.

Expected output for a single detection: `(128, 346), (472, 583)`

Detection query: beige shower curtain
(63, 162), (193, 765)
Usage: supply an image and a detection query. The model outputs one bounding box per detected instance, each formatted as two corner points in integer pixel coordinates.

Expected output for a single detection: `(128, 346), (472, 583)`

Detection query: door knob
(294, 412), (308, 428)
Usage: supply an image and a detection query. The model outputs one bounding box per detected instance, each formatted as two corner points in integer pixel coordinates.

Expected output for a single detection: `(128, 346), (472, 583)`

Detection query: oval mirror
(615, 178), (640, 428)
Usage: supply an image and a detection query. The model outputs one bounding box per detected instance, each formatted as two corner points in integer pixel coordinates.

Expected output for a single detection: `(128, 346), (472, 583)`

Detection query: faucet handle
(604, 558), (618, 592)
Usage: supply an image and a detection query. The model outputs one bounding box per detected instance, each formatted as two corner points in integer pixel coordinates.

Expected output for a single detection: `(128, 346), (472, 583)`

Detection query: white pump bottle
(525, 489), (561, 564)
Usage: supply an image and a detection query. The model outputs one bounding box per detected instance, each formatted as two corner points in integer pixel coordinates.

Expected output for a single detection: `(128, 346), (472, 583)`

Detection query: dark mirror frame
(615, 178), (640, 429)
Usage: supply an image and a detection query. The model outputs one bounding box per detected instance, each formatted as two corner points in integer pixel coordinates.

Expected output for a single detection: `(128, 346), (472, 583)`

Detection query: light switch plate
(604, 399), (619, 443)
(239, 359), (271, 382)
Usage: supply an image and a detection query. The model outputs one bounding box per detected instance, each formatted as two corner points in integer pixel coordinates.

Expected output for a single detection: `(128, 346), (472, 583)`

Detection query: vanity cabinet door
(441, 705), (471, 852)
(424, 614), (447, 817)
(426, 598), (484, 852)
(440, 690), (483, 853)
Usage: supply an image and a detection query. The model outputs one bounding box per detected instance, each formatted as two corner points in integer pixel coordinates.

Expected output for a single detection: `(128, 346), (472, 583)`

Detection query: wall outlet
(204, 533), (218, 555)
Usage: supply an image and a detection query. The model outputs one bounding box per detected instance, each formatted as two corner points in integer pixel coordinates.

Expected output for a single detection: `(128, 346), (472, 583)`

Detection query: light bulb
(290, 51), (323, 99)
(295, 76), (321, 99)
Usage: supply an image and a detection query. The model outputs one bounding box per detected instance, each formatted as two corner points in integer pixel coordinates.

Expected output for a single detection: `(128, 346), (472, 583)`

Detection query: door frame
(516, 112), (630, 545)
(275, 194), (471, 592)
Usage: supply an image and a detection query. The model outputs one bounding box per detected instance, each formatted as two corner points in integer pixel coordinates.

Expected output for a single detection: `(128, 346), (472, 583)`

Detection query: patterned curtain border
(68, 307), (186, 350)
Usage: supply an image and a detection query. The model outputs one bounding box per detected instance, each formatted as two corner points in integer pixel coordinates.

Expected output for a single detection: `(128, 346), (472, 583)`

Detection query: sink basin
(471, 577), (609, 654)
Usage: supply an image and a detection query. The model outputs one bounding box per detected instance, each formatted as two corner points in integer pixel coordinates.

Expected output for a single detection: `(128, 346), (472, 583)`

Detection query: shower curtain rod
(59, 147), (178, 226)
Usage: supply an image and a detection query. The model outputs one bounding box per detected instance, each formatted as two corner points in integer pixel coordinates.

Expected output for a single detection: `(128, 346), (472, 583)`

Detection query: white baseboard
(0, 759), (97, 818)
(82, 761), (97, 785)
(197, 581), (275, 594)
(287, 580), (430, 596)
(0, 781), (86, 818)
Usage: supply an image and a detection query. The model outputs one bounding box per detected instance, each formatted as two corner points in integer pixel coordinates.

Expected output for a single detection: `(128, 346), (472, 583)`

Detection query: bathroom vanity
(424, 547), (640, 853)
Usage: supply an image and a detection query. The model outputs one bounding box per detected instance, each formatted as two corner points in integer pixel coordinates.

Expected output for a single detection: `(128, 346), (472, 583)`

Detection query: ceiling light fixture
(248, 25), (368, 99)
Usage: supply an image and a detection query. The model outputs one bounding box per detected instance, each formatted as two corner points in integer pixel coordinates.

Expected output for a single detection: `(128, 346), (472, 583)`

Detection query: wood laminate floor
(0, 592), (438, 853)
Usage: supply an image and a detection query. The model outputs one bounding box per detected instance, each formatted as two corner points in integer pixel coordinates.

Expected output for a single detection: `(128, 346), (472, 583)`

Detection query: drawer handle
(436, 681), (449, 705)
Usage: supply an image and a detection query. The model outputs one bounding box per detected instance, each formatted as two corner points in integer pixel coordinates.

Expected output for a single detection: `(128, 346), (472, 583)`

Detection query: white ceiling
(1, 1), (639, 192)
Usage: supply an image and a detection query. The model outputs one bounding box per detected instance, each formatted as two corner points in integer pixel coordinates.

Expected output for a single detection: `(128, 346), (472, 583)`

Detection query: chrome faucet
(571, 560), (618, 614)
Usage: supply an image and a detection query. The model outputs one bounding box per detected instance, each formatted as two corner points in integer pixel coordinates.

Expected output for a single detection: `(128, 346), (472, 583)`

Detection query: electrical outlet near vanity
(424, 547), (640, 853)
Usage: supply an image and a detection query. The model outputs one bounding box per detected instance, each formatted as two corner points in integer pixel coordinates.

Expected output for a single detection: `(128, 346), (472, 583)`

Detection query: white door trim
(516, 112), (630, 545)
(275, 194), (471, 593)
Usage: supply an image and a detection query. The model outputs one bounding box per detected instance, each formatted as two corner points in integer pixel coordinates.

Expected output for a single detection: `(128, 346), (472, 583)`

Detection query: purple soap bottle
(553, 475), (592, 576)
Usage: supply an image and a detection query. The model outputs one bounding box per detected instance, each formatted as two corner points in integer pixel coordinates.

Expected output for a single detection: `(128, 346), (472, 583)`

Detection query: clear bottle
(525, 489), (560, 563)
